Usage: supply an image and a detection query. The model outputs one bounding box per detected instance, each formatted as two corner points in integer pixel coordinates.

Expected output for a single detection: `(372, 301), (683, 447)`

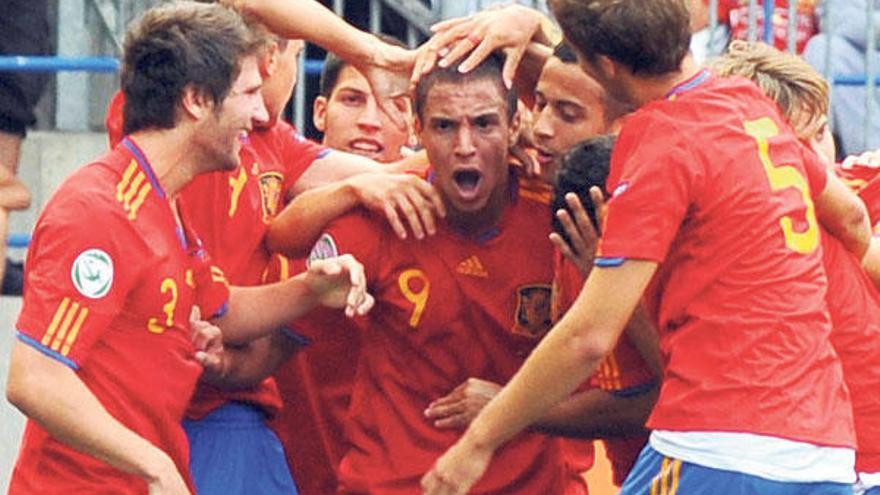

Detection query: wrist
(139, 449), (175, 484)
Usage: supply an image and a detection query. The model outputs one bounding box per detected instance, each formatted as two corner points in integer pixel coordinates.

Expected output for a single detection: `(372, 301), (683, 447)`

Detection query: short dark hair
(553, 42), (578, 64)
(121, 1), (259, 135)
(319, 34), (406, 97)
(414, 51), (518, 122)
(549, 0), (691, 76)
(551, 135), (616, 249)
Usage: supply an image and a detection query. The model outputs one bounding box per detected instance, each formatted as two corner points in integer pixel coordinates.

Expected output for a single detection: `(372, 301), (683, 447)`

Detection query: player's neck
(445, 179), (510, 238)
(128, 129), (201, 197)
(628, 55), (700, 108)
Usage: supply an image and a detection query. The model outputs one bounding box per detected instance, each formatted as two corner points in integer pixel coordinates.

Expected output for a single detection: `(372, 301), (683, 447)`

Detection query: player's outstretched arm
(421, 259), (658, 495)
(6, 342), (191, 494)
(424, 376), (656, 438)
(816, 170), (872, 259)
(214, 254), (374, 345)
(233, 0), (414, 129)
(270, 157), (444, 257)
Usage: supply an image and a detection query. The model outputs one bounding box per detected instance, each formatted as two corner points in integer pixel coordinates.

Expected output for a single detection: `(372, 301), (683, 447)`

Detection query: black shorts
(0, 0), (51, 136)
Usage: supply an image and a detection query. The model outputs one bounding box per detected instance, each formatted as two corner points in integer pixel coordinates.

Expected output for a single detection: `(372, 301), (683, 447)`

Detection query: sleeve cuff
(16, 331), (80, 370)
(609, 380), (658, 398)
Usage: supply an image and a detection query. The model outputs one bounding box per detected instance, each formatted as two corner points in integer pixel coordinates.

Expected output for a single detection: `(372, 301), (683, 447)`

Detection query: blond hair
(713, 40), (828, 129)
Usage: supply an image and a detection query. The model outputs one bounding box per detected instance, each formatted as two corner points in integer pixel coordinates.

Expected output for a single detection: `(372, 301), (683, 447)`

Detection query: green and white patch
(71, 249), (114, 299)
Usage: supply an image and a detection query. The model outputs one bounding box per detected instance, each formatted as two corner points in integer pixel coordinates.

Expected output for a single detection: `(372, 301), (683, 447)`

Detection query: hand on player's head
(412, 4), (546, 90)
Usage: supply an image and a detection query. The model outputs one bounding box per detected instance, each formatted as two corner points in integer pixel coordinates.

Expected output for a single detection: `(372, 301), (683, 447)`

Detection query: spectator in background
(689, 0), (818, 65)
(0, 0), (50, 294)
(804, 0), (880, 157)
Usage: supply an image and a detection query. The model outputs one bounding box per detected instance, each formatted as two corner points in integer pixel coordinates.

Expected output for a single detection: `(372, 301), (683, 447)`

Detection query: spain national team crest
(258, 172), (284, 223)
(513, 284), (552, 338)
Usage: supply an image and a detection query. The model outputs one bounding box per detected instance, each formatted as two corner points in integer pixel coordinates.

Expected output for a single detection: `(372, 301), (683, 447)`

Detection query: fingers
(565, 193), (599, 247)
(432, 414), (470, 430)
(555, 208), (587, 257)
(383, 202), (408, 240)
(190, 305), (201, 324)
(393, 191), (427, 240)
(375, 95), (409, 132)
(438, 34), (481, 70)
(502, 44), (528, 89)
(589, 186), (608, 225)
(549, 232), (578, 266)
(458, 37), (498, 75)
(509, 145), (540, 179)
(424, 399), (465, 420)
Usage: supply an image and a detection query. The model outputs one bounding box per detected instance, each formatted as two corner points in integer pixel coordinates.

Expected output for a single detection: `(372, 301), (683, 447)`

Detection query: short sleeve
(597, 118), (700, 264)
(191, 249), (231, 320)
(279, 124), (331, 195)
(16, 196), (146, 369)
(306, 210), (383, 281)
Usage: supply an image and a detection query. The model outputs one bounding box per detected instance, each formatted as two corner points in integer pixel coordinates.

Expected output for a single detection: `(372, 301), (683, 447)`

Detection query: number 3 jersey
(596, 72), (854, 450)
(11, 138), (230, 494)
(313, 172), (585, 495)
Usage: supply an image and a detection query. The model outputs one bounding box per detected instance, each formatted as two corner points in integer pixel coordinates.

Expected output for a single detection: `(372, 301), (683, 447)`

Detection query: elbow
(569, 332), (615, 369)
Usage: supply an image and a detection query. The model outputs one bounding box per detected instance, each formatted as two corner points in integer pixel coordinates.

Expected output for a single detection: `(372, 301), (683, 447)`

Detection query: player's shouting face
(417, 77), (510, 219)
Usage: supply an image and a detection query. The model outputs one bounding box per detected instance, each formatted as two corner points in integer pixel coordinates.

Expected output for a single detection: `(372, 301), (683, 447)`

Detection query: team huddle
(5, 0), (880, 494)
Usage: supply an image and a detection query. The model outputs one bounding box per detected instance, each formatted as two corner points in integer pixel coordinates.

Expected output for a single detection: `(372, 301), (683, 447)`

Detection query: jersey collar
(665, 68), (711, 100)
(121, 136), (167, 199)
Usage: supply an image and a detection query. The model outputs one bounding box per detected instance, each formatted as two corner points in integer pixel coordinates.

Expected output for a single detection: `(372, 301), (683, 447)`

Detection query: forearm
(460, 261), (656, 451)
(624, 305), (664, 379)
(215, 275), (321, 345)
(818, 172), (872, 259)
(513, 42), (553, 109)
(6, 342), (175, 482)
(268, 180), (361, 257)
(201, 332), (301, 389)
(534, 386), (657, 439)
(236, 0), (377, 63)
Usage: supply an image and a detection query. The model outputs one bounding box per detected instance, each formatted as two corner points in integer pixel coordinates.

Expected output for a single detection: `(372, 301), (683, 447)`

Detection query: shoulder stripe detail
(60, 307), (89, 357)
(41, 299), (90, 356)
(18, 332), (80, 370)
(117, 166), (153, 221)
(116, 160), (139, 201)
(41, 297), (71, 346)
(127, 182), (152, 220)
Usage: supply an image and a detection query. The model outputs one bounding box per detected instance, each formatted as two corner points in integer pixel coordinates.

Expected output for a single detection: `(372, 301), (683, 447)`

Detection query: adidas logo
(456, 255), (488, 278)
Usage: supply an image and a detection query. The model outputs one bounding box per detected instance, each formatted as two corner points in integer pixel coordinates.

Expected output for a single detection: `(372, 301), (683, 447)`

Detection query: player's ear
(596, 54), (617, 80)
(261, 41), (280, 78)
(313, 95), (328, 132)
(180, 84), (213, 121)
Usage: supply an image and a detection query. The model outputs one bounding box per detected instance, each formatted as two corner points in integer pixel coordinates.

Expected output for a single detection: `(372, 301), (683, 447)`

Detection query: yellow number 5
(147, 278), (179, 334)
(743, 117), (819, 254)
(398, 269), (430, 328)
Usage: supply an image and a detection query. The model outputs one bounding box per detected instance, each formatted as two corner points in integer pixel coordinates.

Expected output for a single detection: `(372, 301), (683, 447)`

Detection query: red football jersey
(835, 161), (880, 233)
(822, 232), (880, 473)
(105, 92), (329, 419)
(11, 139), (229, 494)
(182, 121), (328, 420)
(597, 72), (854, 448)
(319, 172), (585, 495)
(715, 0), (818, 54)
(553, 251), (652, 485)
(264, 254), (360, 495)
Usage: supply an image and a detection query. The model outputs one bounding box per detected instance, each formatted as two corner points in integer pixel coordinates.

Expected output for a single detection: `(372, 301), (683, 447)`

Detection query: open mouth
(348, 138), (384, 156)
(453, 169), (482, 197)
(535, 147), (556, 166)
